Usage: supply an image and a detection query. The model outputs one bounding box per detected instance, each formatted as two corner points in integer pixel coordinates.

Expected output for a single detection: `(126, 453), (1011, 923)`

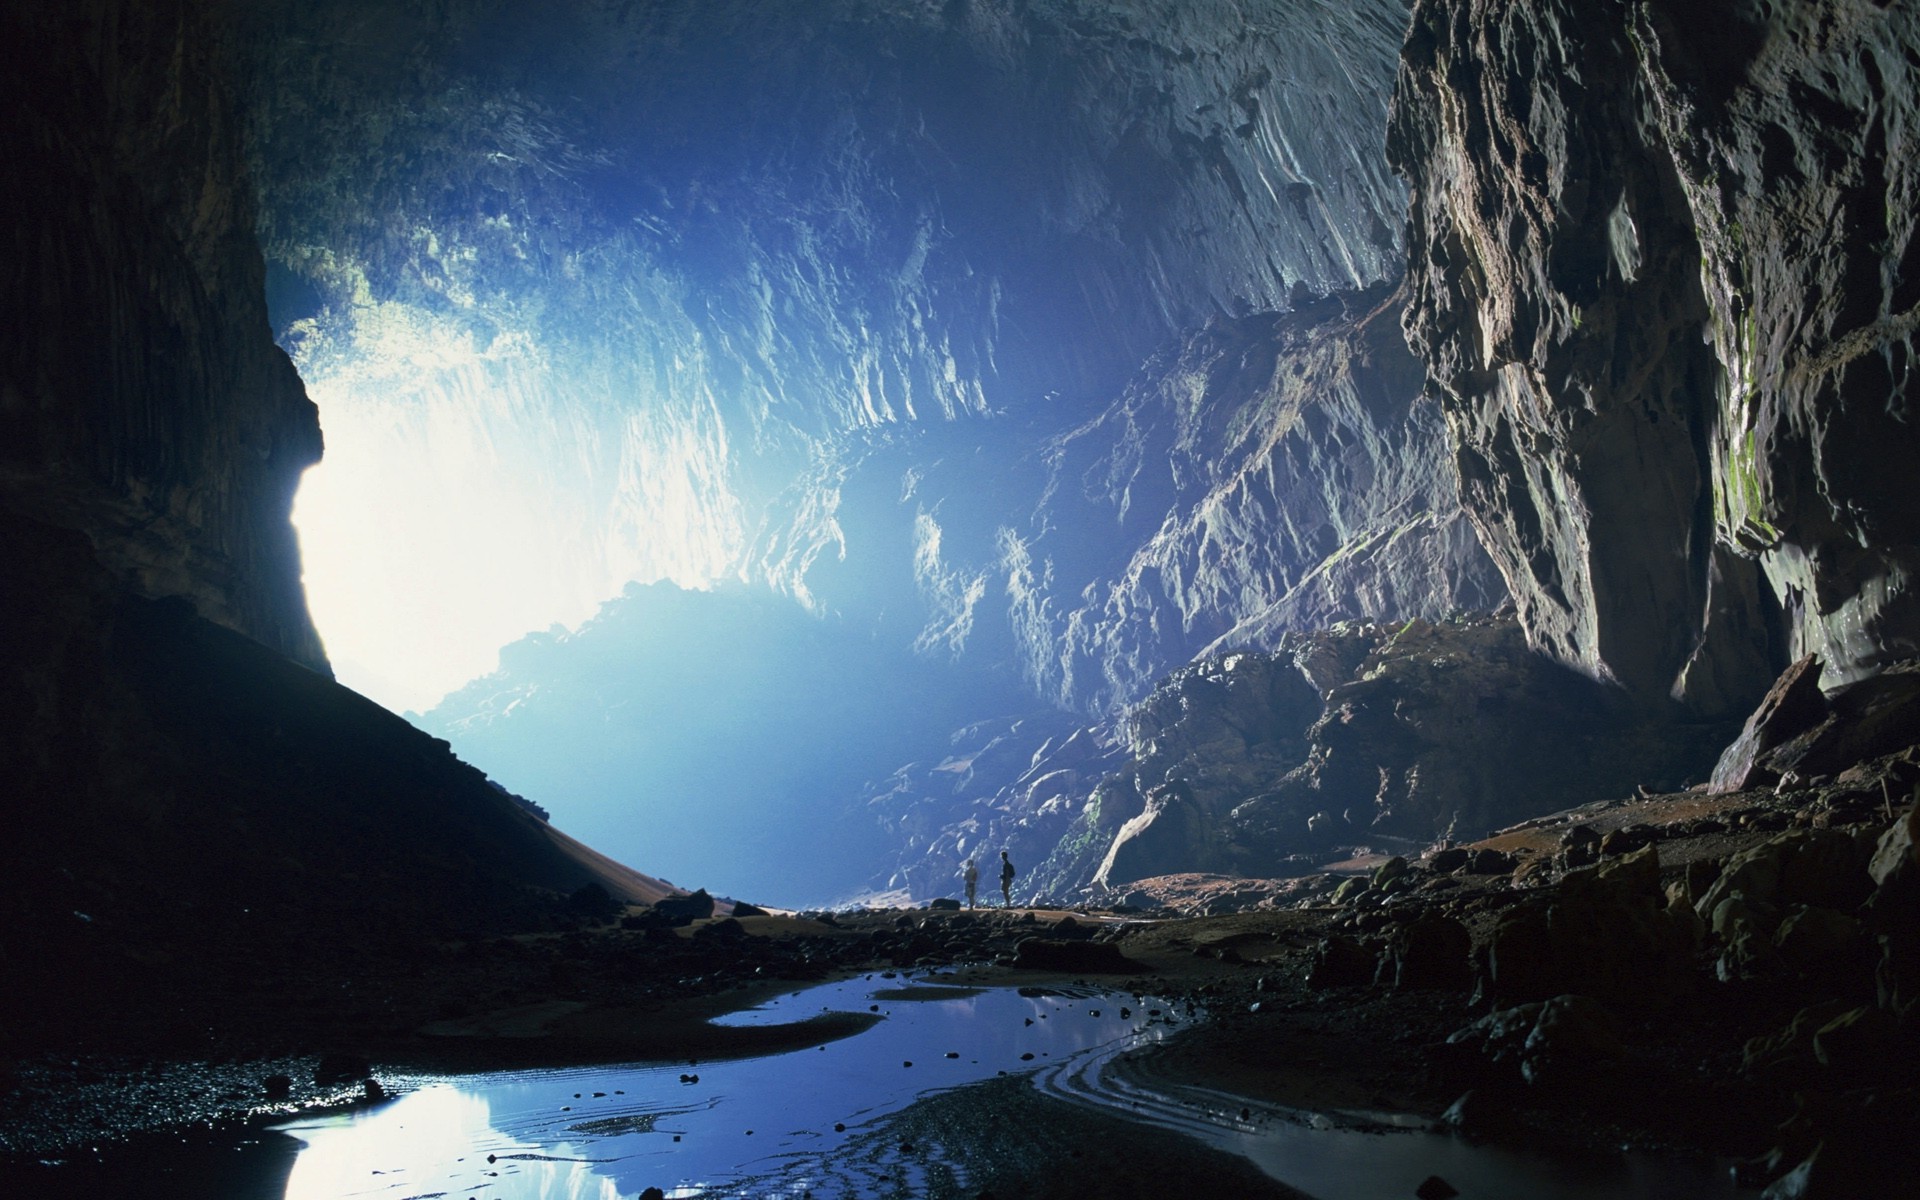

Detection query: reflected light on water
(280, 1085), (622, 1200)
(269, 976), (1169, 1199)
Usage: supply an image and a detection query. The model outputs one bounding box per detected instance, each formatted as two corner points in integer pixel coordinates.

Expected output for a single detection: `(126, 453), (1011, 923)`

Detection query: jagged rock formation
(874, 613), (1735, 903)
(999, 284), (1507, 712)
(223, 0), (1424, 706)
(1389, 0), (1920, 714)
(3, 0), (324, 668)
(429, 284), (1510, 904)
(755, 282), (1506, 717)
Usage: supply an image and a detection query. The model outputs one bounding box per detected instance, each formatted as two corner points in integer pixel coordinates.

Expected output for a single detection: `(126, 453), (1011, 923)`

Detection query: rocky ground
(6, 736), (1917, 1196)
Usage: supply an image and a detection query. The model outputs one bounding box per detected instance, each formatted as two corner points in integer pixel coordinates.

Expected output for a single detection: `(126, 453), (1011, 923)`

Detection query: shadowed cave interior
(3, 1), (1920, 1196)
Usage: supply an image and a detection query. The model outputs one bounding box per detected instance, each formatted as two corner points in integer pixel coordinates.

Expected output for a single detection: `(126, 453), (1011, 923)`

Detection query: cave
(3, 0), (1918, 1195)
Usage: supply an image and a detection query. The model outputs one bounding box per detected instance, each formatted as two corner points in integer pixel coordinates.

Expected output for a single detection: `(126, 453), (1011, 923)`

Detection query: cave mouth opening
(287, 344), (747, 717)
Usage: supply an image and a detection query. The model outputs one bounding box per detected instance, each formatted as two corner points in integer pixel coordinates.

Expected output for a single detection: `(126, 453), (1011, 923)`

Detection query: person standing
(998, 850), (1016, 907)
(962, 858), (980, 909)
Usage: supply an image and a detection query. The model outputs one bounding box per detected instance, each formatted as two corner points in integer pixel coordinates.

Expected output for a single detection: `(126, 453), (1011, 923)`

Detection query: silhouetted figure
(962, 858), (980, 909)
(999, 850), (1016, 907)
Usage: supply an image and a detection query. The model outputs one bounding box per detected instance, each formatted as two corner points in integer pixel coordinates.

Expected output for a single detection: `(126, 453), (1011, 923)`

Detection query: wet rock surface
(1390, 0), (1920, 709)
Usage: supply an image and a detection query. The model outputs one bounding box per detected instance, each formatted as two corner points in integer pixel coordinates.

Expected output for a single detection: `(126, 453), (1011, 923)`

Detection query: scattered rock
(1306, 936), (1378, 989)
(1009, 939), (1138, 973)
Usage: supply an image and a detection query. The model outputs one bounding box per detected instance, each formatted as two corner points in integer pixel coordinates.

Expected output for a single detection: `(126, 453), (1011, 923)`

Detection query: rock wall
(224, 0), (1422, 703)
(1019, 285), (1508, 711)
(0, 0), (679, 1044)
(872, 612), (1735, 904)
(800, 283), (1507, 716)
(2, 0), (325, 668)
(1389, 0), (1919, 715)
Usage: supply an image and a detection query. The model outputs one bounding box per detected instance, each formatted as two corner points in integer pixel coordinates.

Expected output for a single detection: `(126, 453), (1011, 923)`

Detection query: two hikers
(960, 851), (1016, 907)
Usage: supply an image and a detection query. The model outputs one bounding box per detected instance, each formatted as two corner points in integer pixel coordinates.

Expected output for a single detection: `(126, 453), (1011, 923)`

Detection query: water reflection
(267, 975), (1738, 1199)
(1042, 1043), (1742, 1200)
(274, 976), (1173, 1198)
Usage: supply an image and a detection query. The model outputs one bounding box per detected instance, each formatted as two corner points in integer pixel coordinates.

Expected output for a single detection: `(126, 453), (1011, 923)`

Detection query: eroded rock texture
(872, 613), (1733, 903)
(817, 284), (1508, 717)
(1011, 285), (1506, 712)
(1389, 0), (1919, 715)
(2, 0), (324, 667)
(228, 0), (1426, 705)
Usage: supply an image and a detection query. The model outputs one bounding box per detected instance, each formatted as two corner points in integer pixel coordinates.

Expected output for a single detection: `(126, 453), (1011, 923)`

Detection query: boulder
(1429, 847), (1470, 874)
(1741, 1000), (1854, 1082)
(1378, 913), (1472, 990)
(1765, 666), (1920, 784)
(1329, 877), (1370, 906)
(1599, 825), (1655, 857)
(1372, 855), (1411, 888)
(1479, 846), (1695, 1005)
(1444, 995), (1626, 1091)
(1709, 894), (1786, 980)
(1811, 1005), (1902, 1078)
(1710, 656), (1829, 792)
(1560, 824), (1601, 868)
(1009, 938), (1138, 974)
(1466, 848), (1517, 875)
(1694, 830), (1877, 919)
(1306, 936), (1379, 989)
(1867, 804), (1920, 1016)
(653, 889), (717, 925)
(1771, 906), (1863, 977)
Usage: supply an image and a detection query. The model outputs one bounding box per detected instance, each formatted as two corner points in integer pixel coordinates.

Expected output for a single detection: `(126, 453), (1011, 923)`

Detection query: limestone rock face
(230, 0), (1442, 711)
(2, 0), (325, 668)
(873, 613), (1734, 902)
(1389, 0), (1920, 714)
(851, 285), (1509, 717)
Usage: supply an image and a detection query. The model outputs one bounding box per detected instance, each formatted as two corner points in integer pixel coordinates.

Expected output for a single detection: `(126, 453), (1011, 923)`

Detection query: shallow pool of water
(1043, 1043), (1742, 1200)
(22, 974), (1745, 1198)
(273, 975), (1179, 1198)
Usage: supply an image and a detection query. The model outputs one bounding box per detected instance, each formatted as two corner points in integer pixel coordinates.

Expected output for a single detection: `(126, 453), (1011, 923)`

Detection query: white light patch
(289, 298), (745, 713)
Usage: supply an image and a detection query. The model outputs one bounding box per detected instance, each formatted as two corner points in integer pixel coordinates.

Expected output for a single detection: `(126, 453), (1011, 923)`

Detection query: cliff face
(1013, 285), (1506, 712)
(784, 283), (1507, 717)
(846, 288), (1519, 900)
(423, 283), (1505, 902)
(1, 0), (325, 668)
(227, 0), (1423, 705)
(1389, 0), (1919, 714)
